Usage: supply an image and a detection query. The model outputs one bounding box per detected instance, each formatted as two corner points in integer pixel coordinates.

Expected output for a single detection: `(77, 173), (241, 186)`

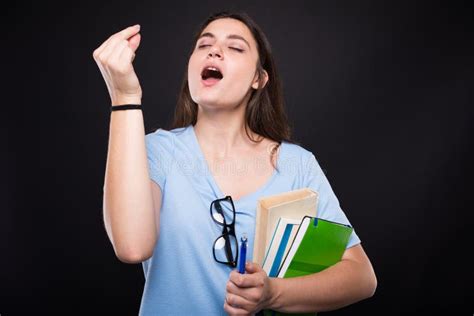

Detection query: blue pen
(238, 233), (248, 274)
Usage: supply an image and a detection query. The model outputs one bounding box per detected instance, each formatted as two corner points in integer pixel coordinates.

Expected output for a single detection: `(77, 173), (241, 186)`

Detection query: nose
(208, 45), (222, 59)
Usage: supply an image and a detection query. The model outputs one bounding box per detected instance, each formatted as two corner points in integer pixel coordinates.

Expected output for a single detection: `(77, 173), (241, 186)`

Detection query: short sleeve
(145, 128), (175, 191)
(301, 152), (361, 248)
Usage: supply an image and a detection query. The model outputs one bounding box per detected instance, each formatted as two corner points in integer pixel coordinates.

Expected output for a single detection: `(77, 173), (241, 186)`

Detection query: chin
(196, 99), (225, 109)
(192, 91), (224, 108)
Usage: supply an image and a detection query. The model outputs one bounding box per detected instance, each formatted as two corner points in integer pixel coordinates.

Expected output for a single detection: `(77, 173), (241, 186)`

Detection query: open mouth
(201, 67), (224, 81)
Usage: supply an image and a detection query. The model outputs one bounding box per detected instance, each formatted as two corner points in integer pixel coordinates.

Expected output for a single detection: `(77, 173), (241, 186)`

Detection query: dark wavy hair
(169, 11), (297, 169)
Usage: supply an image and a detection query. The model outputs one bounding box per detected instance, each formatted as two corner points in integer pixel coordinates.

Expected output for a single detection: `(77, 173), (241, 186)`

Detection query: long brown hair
(169, 11), (298, 168)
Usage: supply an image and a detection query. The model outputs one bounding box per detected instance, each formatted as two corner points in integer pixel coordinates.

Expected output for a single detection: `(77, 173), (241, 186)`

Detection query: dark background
(3, 0), (473, 315)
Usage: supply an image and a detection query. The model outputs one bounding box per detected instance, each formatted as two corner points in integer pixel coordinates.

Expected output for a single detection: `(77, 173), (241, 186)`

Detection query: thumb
(128, 33), (141, 53)
(245, 262), (262, 273)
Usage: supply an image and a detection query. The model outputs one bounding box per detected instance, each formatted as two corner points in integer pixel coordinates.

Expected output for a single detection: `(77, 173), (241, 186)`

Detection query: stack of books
(254, 188), (353, 316)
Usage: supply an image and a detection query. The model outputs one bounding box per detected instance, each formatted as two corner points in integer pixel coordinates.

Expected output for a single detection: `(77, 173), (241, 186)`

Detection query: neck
(194, 99), (260, 159)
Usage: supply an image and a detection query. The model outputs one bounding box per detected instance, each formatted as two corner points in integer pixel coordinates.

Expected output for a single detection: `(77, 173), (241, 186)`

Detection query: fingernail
(134, 24), (140, 29)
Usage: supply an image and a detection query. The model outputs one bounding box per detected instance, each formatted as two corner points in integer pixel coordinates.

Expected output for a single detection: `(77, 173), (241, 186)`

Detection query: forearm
(103, 100), (157, 263)
(265, 258), (377, 313)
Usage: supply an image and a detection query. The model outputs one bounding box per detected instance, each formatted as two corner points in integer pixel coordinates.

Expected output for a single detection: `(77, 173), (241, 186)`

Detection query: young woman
(94, 11), (377, 315)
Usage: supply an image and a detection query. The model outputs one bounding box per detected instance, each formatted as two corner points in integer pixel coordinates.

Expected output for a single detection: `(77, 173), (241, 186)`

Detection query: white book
(262, 217), (301, 277)
(277, 217), (311, 278)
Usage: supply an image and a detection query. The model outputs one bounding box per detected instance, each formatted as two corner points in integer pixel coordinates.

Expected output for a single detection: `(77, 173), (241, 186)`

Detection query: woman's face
(188, 18), (265, 110)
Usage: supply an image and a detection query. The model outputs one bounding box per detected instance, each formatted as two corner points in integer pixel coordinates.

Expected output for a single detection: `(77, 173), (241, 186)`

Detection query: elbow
(116, 248), (153, 264)
(363, 267), (378, 299)
(367, 275), (377, 298)
(113, 239), (155, 264)
(110, 230), (158, 264)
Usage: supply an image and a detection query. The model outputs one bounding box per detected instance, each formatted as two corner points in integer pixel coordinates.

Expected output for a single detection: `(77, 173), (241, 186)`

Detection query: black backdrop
(3, 0), (473, 315)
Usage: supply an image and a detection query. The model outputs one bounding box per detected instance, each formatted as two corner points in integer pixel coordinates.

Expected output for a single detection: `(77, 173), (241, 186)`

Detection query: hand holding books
(254, 189), (353, 316)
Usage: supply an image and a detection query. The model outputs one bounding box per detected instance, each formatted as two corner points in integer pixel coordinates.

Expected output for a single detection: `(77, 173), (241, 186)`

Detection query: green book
(263, 216), (353, 316)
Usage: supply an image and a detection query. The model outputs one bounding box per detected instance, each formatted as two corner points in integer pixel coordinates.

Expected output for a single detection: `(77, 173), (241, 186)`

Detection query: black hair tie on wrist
(110, 104), (142, 111)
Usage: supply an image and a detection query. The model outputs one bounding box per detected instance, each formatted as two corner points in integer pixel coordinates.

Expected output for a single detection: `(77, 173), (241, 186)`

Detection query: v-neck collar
(188, 124), (283, 205)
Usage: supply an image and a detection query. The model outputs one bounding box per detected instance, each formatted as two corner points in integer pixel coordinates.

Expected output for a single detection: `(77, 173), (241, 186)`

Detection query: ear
(251, 69), (269, 90)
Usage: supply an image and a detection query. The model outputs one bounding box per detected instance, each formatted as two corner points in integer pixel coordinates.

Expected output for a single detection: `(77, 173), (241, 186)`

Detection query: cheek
(230, 64), (256, 92)
(187, 55), (197, 81)
(187, 55), (199, 95)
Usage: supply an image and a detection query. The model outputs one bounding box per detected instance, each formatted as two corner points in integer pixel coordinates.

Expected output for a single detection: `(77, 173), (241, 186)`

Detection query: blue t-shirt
(140, 124), (361, 315)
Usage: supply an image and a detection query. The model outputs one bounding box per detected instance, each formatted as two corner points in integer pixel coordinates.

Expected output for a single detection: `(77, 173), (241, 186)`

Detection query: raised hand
(92, 24), (142, 106)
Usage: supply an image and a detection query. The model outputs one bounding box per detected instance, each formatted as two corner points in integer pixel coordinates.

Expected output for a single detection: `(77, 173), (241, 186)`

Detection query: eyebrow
(197, 32), (251, 50)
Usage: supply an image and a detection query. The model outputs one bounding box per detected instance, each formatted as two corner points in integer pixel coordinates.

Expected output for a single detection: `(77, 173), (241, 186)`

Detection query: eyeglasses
(210, 195), (239, 268)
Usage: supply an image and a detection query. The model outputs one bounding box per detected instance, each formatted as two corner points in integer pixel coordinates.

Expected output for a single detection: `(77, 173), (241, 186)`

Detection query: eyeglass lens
(213, 233), (238, 264)
(211, 198), (235, 226)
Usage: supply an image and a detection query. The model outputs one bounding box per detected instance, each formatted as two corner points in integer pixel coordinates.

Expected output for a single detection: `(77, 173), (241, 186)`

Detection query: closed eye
(197, 45), (243, 52)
